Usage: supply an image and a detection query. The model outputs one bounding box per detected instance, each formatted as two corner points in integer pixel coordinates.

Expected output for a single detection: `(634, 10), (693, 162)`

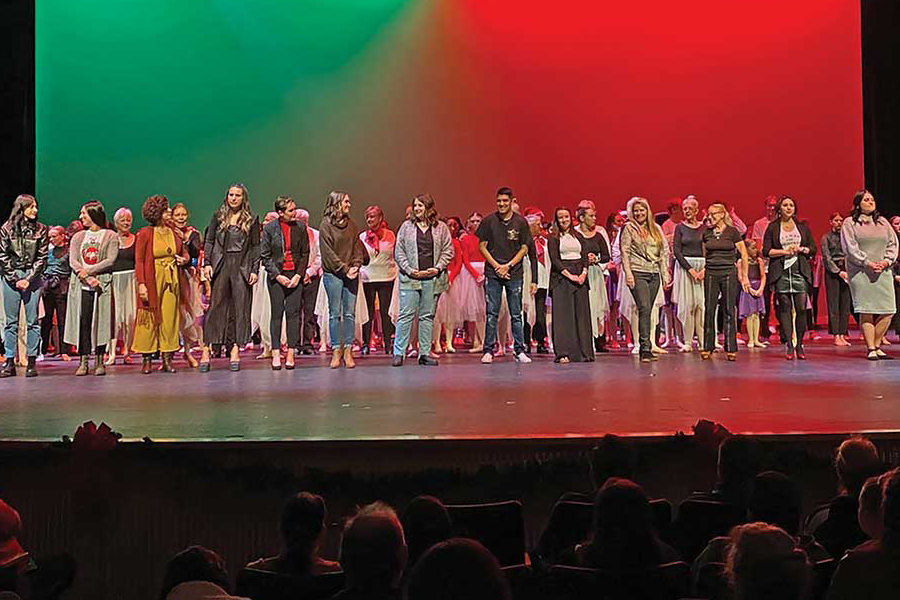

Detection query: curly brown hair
(142, 194), (170, 226)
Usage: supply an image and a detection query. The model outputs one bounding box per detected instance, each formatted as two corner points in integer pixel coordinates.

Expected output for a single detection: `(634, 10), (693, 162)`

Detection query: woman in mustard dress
(132, 195), (189, 373)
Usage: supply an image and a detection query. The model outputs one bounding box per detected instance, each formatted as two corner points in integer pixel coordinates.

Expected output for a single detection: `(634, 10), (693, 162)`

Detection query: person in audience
(548, 207), (593, 363)
(821, 212), (853, 346)
(400, 495), (452, 571)
(160, 545), (248, 600)
(296, 208), (322, 355)
(828, 467), (900, 600)
(106, 207), (137, 366)
(725, 522), (811, 600)
(335, 502), (407, 600)
(246, 492), (340, 577)
(574, 478), (679, 569)
(405, 538), (511, 600)
(40, 225), (72, 360)
(359, 205), (396, 355)
(808, 435), (883, 559)
(858, 474), (886, 541)
(841, 190), (898, 360)
(691, 434), (761, 511)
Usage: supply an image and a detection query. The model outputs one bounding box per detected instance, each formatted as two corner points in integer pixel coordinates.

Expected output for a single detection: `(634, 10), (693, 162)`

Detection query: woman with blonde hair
(619, 197), (670, 362)
(106, 207), (137, 365)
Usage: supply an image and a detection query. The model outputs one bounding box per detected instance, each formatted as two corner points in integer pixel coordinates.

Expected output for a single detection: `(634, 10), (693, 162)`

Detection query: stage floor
(1, 341), (898, 442)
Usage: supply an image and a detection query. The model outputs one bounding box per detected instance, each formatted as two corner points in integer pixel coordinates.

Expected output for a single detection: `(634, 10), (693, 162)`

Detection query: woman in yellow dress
(132, 195), (189, 373)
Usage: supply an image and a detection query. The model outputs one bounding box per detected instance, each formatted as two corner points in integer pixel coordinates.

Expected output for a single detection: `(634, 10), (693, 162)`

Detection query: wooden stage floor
(1, 340), (898, 443)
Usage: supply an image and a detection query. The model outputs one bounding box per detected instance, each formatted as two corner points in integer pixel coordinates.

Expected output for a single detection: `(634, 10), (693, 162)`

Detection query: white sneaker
(514, 352), (532, 364)
(481, 352), (494, 364)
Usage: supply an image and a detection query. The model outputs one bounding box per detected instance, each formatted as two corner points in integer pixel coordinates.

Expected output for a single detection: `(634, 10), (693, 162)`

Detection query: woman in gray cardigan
(64, 201), (119, 376)
(392, 194), (454, 367)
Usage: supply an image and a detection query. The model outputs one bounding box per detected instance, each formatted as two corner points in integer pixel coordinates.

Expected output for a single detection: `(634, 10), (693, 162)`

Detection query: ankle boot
(0, 358), (16, 378)
(94, 354), (106, 376)
(161, 352), (176, 373)
(330, 347), (342, 369)
(75, 355), (89, 376)
(142, 355), (153, 374)
(343, 346), (355, 369)
(25, 356), (38, 378)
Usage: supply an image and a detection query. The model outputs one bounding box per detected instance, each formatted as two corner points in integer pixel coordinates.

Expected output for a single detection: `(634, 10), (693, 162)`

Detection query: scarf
(365, 221), (389, 255)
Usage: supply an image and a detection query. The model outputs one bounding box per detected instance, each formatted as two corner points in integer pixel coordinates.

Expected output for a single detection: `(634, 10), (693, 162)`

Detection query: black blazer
(203, 213), (261, 282)
(548, 231), (590, 291)
(260, 219), (310, 280)
(762, 219), (817, 287)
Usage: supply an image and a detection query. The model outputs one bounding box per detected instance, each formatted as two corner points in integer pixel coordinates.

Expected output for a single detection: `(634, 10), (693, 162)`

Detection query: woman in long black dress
(548, 207), (593, 363)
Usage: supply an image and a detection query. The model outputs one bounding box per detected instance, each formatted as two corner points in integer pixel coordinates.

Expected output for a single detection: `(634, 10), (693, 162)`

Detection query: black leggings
(704, 270), (738, 353)
(362, 280), (394, 351)
(269, 271), (304, 349)
(41, 285), (68, 353)
(777, 291), (808, 348)
(78, 290), (107, 356)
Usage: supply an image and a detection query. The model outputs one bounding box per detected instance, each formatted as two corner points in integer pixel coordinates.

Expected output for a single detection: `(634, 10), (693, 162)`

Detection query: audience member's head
(280, 492), (327, 562)
(589, 434), (636, 489)
(835, 436), (882, 497)
(858, 474), (885, 540)
(749, 471), (802, 536)
(405, 538), (510, 600)
(882, 467), (900, 543)
(341, 502), (407, 592)
(160, 545), (230, 600)
(586, 478), (661, 569)
(400, 495), (452, 569)
(726, 522), (811, 600)
(717, 435), (761, 494)
(0, 500), (25, 570)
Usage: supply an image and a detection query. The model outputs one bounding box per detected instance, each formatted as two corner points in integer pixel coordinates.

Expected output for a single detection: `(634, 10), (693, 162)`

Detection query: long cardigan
(762, 219), (817, 288)
(64, 228), (119, 350)
(134, 225), (189, 326)
(394, 220), (454, 294)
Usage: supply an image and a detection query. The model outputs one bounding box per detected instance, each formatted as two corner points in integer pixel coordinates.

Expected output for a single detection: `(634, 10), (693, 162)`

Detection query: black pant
(205, 253), (253, 347)
(300, 274), (321, 350)
(41, 284), (68, 354)
(824, 271), (851, 335)
(762, 281), (775, 336)
(777, 291), (808, 348)
(269, 270), (304, 349)
(78, 289), (107, 356)
(704, 270), (738, 353)
(524, 288), (548, 349)
(631, 271), (660, 354)
(362, 280), (394, 351)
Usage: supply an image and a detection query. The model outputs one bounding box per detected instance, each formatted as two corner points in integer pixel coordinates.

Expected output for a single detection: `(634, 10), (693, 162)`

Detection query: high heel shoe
(795, 345), (806, 360)
(785, 344), (794, 360)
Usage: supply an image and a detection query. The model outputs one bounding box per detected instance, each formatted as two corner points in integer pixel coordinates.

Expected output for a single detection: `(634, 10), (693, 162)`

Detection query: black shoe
(391, 355), (404, 367)
(418, 355), (439, 366)
(0, 358), (17, 378)
(536, 346), (550, 355)
(301, 347), (313, 356)
(361, 346), (370, 356)
(639, 351), (655, 363)
(25, 356), (38, 378)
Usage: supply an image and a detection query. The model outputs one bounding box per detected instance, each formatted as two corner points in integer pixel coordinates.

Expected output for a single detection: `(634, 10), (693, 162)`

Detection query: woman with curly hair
(131, 195), (189, 373)
(199, 183), (260, 371)
(319, 190), (366, 368)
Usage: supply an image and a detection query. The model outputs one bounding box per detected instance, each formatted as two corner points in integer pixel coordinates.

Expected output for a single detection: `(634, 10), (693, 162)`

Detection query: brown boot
(330, 347), (342, 369)
(94, 354), (106, 376)
(75, 356), (89, 376)
(343, 346), (355, 369)
(161, 352), (176, 373)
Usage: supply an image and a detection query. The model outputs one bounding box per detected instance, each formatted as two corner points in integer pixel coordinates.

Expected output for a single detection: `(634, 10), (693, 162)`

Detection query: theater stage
(0, 340), (898, 444)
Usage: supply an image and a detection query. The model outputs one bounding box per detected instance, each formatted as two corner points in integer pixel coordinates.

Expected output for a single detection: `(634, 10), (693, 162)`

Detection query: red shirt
(280, 221), (294, 272)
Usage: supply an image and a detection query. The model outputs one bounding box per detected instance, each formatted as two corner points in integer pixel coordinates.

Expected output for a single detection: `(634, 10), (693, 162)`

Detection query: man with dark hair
(336, 502), (407, 600)
(476, 187), (536, 364)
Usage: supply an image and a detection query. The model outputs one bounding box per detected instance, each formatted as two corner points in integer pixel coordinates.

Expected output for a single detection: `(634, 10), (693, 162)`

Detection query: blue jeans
(483, 276), (526, 355)
(393, 279), (436, 358)
(3, 274), (42, 359)
(322, 272), (358, 347)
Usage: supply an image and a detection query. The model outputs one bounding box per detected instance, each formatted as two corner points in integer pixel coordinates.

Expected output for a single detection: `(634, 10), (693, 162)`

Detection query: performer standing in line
(199, 183), (260, 372)
(65, 201), (119, 376)
(171, 202), (203, 367)
(433, 216), (466, 354)
(523, 211), (550, 354)
(840, 190), (898, 360)
(762, 196), (816, 360)
(548, 207), (593, 363)
(359, 205), (396, 355)
(40, 225), (71, 360)
(251, 211), (280, 360)
(620, 197), (670, 363)
(604, 211), (626, 348)
(319, 191), (366, 369)
(392, 194), (454, 367)
(476, 188), (535, 364)
(672, 196), (706, 352)
(751, 195), (779, 340)
(261, 196), (310, 371)
(459, 212), (486, 352)
(821, 212), (852, 347)
(576, 203), (611, 353)
(132, 195), (189, 374)
(0, 195), (49, 378)
(701, 202), (749, 361)
(106, 208), (137, 366)
(739, 239), (767, 348)
(296, 208), (322, 355)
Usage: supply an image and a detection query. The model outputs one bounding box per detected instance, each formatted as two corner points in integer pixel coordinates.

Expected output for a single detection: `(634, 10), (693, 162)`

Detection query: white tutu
(250, 266), (271, 338)
(587, 264), (608, 338)
(618, 268), (664, 321)
(672, 257), (705, 326)
(455, 261), (486, 322)
(111, 270), (136, 337)
(315, 276), (369, 347)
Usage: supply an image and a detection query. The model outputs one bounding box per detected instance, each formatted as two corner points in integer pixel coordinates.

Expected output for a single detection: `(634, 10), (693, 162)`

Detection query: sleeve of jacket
(548, 236), (564, 275)
(803, 224), (817, 258)
(393, 223), (414, 276)
(820, 234), (840, 274)
(260, 222), (279, 279)
(203, 216), (218, 268)
(435, 223), (454, 272)
(24, 225), (50, 283)
(134, 229), (149, 288)
(296, 223), (310, 277)
(0, 226), (16, 285)
(249, 216), (261, 274)
(762, 221), (776, 258)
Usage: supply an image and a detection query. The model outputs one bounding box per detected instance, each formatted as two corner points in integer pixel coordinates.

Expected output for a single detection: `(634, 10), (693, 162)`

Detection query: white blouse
(560, 233), (582, 260)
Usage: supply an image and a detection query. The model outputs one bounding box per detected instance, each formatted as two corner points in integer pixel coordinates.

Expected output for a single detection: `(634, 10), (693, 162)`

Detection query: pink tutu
(454, 261), (486, 322)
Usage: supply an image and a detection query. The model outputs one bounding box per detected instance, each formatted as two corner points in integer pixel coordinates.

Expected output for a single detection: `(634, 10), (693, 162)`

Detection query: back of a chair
(535, 501), (593, 564)
(235, 568), (345, 600)
(501, 564), (534, 600)
(649, 498), (673, 537)
(671, 500), (745, 562)
(447, 500), (526, 567)
(543, 562), (690, 600)
(695, 561), (728, 600)
(811, 558), (837, 600)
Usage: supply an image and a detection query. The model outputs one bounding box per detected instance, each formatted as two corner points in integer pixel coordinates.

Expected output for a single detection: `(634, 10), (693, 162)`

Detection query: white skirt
(250, 266), (271, 336)
(454, 261), (486, 322)
(672, 257), (705, 325)
(111, 270), (137, 335)
(618, 268), (664, 321)
(587, 264), (609, 338)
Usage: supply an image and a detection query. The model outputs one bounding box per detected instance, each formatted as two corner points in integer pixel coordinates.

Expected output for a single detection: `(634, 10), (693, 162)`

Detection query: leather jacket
(0, 219), (49, 286)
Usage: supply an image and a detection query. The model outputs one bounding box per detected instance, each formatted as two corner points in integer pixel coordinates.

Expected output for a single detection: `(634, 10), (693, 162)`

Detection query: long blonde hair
(215, 183), (253, 233)
(625, 197), (663, 248)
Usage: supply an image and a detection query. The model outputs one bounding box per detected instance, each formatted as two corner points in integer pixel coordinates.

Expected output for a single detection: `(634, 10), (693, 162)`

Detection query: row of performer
(0, 186), (897, 377)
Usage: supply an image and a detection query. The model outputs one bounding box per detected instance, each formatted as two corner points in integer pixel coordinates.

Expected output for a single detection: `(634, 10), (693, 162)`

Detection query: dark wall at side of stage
(0, 0), (35, 221)
(861, 0), (900, 216)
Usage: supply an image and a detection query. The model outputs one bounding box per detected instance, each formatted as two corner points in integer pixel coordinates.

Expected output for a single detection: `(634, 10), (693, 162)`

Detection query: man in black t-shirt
(475, 187), (537, 364)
